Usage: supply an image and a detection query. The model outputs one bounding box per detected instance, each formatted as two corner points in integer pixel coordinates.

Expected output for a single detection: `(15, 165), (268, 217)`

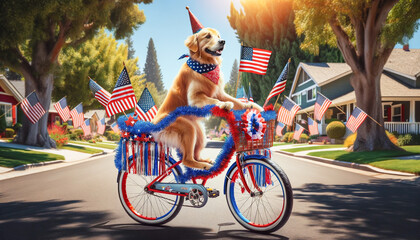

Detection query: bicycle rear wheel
(118, 162), (184, 225)
(225, 158), (293, 233)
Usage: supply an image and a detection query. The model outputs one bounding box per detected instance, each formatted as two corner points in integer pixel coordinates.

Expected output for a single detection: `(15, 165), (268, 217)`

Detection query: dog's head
(184, 28), (225, 64)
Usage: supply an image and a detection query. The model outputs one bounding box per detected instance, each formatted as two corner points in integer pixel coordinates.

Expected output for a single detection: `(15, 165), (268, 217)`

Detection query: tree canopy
(143, 38), (165, 93)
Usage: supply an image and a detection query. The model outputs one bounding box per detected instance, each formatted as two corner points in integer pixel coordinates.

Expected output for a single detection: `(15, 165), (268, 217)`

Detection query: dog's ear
(185, 34), (198, 53)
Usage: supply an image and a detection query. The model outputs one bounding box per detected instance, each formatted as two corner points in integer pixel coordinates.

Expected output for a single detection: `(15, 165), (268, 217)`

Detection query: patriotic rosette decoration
(241, 109), (267, 140)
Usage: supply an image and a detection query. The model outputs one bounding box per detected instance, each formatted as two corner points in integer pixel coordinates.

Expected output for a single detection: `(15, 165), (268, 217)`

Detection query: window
(297, 70), (310, 85)
(392, 104), (402, 122)
(295, 93), (301, 105)
(307, 87), (316, 102)
(0, 103), (12, 127)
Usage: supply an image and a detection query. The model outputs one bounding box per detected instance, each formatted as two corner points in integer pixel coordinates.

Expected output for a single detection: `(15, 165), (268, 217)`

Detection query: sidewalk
(271, 144), (417, 177)
(0, 141), (111, 175)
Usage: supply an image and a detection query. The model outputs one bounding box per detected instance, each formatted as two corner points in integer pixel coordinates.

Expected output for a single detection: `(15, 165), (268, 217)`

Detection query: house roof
(298, 72), (420, 113)
(300, 63), (352, 86)
(85, 109), (108, 120)
(0, 76), (25, 101)
(385, 48), (420, 78)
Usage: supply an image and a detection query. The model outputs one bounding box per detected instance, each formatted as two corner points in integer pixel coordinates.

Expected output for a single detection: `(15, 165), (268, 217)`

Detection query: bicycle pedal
(207, 188), (220, 198)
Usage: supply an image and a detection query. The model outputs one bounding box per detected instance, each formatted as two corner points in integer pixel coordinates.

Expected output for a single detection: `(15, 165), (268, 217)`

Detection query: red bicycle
(115, 105), (293, 233)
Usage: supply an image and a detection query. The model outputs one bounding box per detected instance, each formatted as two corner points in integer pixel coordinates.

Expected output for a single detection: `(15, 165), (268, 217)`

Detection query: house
(84, 109), (109, 133)
(289, 48), (420, 135)
(0, 75), (24, 127)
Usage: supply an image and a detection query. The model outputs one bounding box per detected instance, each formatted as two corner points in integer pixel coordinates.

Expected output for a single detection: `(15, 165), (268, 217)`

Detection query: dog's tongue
(216, 50), (222, 54)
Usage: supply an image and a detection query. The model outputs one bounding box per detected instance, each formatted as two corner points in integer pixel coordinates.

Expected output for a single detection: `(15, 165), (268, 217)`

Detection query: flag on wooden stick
(264, 60), (289, 106)
(248, 82), (254, 102)
(239, 46), (272, 75)
(111, 122), (120, 133)
(346, 107), (368, 133)
(276, 122), (285, 137)
(81, 119), (91, 137)
(89, 78), (111, 108)
(314, 93), (332, 121)
(21, 92), (46, 124)
(106, 66), (137, 117)
(236, 86), (248, 103)
(277, 96), (300, 126)
(307, 117), (319, 136)
(293, 124), (304, 141)
(97, 118), (106, 135)
(70, 103), (84, 129)
(54, 97), (70, 122)
(135, 88), (157, 122)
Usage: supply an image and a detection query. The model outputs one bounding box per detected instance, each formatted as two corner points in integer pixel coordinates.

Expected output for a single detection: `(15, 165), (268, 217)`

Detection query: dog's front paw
(217, 101), (234, 110)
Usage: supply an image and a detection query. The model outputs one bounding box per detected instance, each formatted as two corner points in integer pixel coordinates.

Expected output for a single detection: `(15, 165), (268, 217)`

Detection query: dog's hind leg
(191, 120), (213, 165)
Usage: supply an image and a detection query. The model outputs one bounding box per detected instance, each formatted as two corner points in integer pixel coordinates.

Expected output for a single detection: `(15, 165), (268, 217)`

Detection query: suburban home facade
(289, 48), (420, 136)
(0, 75), (24, 127)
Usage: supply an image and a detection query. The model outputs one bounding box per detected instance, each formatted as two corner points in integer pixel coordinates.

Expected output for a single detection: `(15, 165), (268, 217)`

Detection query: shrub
(48, 124), (69, 147)
(282, 132), (293, 143)
(344, 131), (399, 148)
(12, 123), (22, 132)
(5, 128), (15, 138)
(326, 121), (346, 139)
(69, 129), (84, 140)
(299, 133), (309, 142)
(88, 139), (96, 143)
(398, 134), (412, 146)
(325, 118), (340, 124)
(106, 131), (120, 141)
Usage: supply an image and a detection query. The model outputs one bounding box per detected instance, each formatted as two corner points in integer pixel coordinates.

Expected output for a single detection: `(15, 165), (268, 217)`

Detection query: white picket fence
(384, 122), (420, 134)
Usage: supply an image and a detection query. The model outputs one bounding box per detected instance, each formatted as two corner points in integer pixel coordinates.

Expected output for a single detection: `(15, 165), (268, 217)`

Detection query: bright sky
(131, 1), (420, 90)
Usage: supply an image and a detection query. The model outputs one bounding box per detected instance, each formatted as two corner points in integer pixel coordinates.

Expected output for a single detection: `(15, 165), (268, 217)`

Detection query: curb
(275, 150), (417, 177)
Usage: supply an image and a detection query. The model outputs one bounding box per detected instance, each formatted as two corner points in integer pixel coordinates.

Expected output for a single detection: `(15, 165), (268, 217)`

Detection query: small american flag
(276, 122), (285, 137)
(81, 119), (91, 137)
(111, 122), (120, 133)
(89, 78), (111, 108)
(21, 92), (46, 124)
(236, 86), (248, 103)
(277, 97), (300, 126)
(135, 88), (157, 122)
(106, 66), (137, 117)
(314, 93), (332, 121)
(264, 61), (289, 106)
(307, 117), (319, 136)
(293, 124), (304, 141)
(70, 103), (84, 128)
(53, 97), (70, 122)
(239, 46), (272, 75)
(97, 118), (106, 135)
(248, 83), (254, 102)
(346, 107), (367, 133)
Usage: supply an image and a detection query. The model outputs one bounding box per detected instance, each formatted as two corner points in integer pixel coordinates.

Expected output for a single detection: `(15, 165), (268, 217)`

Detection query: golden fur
(152, 28), (262, 169)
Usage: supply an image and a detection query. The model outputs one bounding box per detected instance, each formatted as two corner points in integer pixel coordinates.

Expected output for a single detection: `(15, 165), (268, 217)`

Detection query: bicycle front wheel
(226, 158), (293, 233)
(117, 162), (184, 225)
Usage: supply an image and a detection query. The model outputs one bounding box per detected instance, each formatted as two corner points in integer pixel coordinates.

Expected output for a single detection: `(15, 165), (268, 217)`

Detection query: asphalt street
(1, 143), (419, 240)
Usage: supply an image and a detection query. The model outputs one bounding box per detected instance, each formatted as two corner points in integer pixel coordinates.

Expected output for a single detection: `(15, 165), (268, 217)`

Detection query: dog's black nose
(219, 39), (225, 45)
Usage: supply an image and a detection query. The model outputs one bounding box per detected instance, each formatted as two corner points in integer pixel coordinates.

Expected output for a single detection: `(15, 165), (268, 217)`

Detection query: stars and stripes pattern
(264, 61), (289, 106)
(276, 122), (285, 137)
(314, 93), (332, 121)
(21, 92), (46, 124)
(111, 122), (120, 133)
(346, 107), (368, 133)
(135, 88), (157, 122)
(293, 124), (305, 141)
(239, 46), (272, 75)
(277, 97), (300, 126)
(307, 117), (319, 136)
(106, 67), (137, 117)
(81, 119), (91, 137)
(236, 86), (248, 103)
(89, 78), (111, 108)
(97, 118), (106, 135)
(53, 97), (70, 122)
(70, 103), (84, 128)
(248, 83), (254, 102)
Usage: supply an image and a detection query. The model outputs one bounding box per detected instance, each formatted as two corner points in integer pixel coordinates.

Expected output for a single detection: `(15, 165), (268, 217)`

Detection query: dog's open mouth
(205, 47), (224, 56)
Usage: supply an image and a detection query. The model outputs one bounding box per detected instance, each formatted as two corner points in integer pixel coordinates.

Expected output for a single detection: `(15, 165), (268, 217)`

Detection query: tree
(228, 0), (343, 105)
(225, 59), (239, 96)
(143, 38), (165, 93)
(126, 35), (136, 60)
(294, 0), (420, 151)
(54, 29), (143, 111)
(0, 0), (152, 147)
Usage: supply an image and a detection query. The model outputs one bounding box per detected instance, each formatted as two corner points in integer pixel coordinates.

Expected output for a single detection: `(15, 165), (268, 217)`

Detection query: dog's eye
(206, 34), (211, 39)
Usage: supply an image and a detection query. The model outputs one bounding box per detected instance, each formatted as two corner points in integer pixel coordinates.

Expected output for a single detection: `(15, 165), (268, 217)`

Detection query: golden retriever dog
(152, 27), (262, 169)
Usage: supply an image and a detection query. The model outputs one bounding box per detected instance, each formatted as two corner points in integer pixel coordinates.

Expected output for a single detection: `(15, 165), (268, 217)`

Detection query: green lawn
(0, 147), (65, 168)
(308, 145), (420, 174)
(282, 144), (344, 153)
(69, 141), (117, 150)
(61, 145), (103, 154)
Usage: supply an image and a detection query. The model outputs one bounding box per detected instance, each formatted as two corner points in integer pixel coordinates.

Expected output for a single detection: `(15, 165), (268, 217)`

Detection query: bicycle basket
(234, 119), (275, 152)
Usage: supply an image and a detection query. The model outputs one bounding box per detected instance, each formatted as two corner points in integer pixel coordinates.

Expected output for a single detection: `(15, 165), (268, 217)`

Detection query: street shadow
(217, 230), (288, 240)
(293, 179), (420, 240)
(205, 141), (224, 148)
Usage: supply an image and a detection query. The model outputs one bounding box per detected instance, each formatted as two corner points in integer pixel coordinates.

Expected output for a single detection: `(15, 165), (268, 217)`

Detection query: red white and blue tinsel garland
(241, 109), (266, 140)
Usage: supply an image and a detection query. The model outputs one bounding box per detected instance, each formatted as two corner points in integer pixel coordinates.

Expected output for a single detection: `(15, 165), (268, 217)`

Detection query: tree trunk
(351, 73), (401, 151)
(14, 73), (56, 148)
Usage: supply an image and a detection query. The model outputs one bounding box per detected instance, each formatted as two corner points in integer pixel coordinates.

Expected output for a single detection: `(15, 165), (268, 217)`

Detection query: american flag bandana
(186, 58), (220, 84)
